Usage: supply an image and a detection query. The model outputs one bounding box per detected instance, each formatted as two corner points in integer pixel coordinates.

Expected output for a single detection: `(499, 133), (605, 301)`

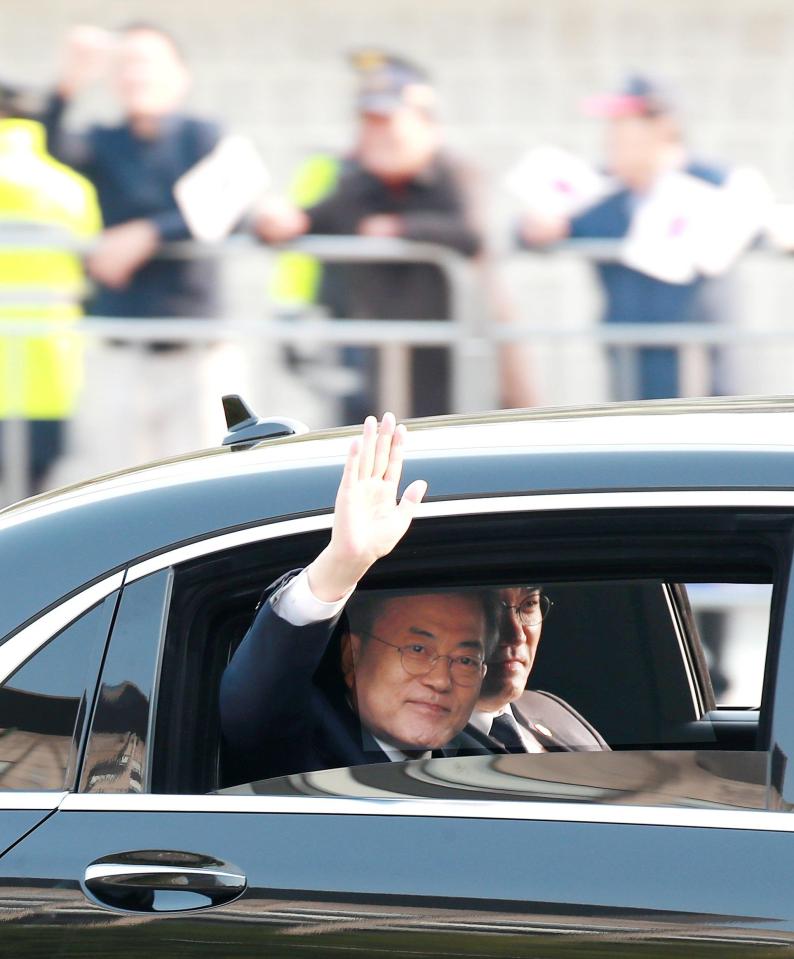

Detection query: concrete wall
(4, 0), (794, 407)
(7, 1), (793, 193)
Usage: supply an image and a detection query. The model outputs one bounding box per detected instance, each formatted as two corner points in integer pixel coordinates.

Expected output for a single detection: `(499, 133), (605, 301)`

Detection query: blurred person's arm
(85, 119), (221, 289)
(254, 196), (312, 244)
(362, 210), (481, 256)
(361, 159), (484, 256)
(41, 92), (95, 173)
(43, 26), (115, 172)
(518, 212), (571, 248)
(150, 119), (223, 243)
(85, 221), (160, 290)
(519, 188), (633, 247)
(56, 25), (115, 100)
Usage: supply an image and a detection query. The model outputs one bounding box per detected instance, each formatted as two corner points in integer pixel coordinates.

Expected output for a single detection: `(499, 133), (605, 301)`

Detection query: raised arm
(43, 26), (115, 173)
(219, 414), (426, 764)
(307, 412), (428, 601)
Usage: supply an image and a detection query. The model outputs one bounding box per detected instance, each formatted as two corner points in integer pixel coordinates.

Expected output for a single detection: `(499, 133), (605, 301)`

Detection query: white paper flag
(693, 167), (772, 277)
(621, 167), (771, 283)
(621, 171), (713, 284)
(504, 145), (612, 219)
(174, 135), (270, 243)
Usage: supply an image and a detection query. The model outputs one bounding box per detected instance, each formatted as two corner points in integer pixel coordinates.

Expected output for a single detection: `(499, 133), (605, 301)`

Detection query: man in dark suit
(469, 586), (608, 752)
(220, 412), (496, 784)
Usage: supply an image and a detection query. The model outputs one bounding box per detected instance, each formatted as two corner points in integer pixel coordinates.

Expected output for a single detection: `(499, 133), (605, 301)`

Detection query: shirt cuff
(271, 566), (353, 626)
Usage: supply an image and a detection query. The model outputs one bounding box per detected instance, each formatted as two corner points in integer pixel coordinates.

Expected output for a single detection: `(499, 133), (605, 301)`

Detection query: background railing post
(680, 343), (712, 396)
(378, 344), (411, 421)
(1, 230), (793, 509)
(444, 255), (497, 414)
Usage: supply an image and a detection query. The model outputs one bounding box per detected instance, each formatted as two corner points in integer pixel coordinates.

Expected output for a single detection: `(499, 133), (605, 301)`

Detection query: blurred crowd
(0, 21), (787, 497)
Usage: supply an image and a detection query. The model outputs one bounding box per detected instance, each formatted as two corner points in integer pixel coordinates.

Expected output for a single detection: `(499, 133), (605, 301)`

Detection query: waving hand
(308, 413), (427, 602)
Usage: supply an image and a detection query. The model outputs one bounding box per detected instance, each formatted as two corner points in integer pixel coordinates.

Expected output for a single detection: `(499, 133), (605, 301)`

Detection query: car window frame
(0, 572), (123, 806)
(0, 572), (124, 683)
(84, 490), (789, 800)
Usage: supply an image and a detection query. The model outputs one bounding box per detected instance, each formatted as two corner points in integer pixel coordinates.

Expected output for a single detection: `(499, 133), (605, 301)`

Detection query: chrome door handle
(84, 851), (247, 913)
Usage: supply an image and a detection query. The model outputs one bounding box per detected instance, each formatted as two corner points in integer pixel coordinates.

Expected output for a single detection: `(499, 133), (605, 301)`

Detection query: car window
(80, 570), (171, 794)
(0, 597), (116, 791)
(132, 508), (784, 799)
(686, 582), (772, 707)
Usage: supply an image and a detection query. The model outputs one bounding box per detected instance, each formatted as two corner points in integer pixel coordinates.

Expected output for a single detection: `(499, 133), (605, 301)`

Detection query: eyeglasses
(361, 632), (486, 687)
(500, 593), (553, 627)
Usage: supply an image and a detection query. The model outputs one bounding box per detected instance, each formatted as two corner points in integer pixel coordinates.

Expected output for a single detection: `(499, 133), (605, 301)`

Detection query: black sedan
(0, 395), (792, 957)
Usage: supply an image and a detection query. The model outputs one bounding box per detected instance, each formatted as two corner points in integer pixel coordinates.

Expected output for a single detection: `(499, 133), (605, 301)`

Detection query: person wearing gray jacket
(469, 585), (609, 752)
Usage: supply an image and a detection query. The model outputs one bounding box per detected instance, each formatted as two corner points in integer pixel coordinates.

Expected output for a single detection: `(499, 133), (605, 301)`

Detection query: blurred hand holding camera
(58, 25), (117, 100)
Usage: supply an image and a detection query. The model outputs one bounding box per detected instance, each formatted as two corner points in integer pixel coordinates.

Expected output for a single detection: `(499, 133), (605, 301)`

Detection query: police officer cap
(583, 73), (675, 119)
(350, 49), (437, 115)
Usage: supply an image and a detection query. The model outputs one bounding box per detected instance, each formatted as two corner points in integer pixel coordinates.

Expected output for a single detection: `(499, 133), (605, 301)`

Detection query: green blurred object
(269, 151), (340, 308)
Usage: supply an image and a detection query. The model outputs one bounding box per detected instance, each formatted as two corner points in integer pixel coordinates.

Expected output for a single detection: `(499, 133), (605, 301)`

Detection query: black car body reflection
(2, 396), (794, 957)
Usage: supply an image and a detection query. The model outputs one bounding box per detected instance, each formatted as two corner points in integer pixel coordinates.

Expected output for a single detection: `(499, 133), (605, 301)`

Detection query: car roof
(2, 395), (794, 642)
(6, 393), (794, 519)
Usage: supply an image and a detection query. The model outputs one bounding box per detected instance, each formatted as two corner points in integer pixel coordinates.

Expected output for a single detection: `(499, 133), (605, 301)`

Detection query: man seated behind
(219, 413), (497, 783)
(471, 587), (609, 752)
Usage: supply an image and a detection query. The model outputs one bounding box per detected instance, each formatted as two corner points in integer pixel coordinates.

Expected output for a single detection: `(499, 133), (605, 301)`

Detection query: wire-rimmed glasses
(499, 592), (553, 627)
(362, 632), (486, 686)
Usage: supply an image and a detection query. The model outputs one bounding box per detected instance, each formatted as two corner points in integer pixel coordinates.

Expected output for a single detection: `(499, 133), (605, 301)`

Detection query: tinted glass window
(686, 583), (772, 707)
(0, 598), (116, 791)
(80, 571), (171, 795)
(152, 510), (784, 798)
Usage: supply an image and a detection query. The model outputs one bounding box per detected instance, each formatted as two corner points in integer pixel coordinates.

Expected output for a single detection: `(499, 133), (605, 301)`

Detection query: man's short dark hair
(344, 588), (498, 657)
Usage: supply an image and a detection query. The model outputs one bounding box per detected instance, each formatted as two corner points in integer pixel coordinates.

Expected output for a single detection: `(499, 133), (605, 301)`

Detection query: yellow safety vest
(269, 152), (340, 307)
(0, 119), (100, 419)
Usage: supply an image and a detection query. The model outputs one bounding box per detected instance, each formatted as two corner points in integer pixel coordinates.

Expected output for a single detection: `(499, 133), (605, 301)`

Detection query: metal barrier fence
(1, 231), (793, 506)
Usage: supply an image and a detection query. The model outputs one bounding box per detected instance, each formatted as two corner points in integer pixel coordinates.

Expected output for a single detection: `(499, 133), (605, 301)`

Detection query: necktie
(490, 712), (527, 753)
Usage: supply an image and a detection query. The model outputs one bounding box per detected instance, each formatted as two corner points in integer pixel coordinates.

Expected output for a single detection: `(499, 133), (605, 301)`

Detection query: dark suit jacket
(42, 93), (222, 320)
(463, 692), (608, 754)
(219, 572), (493, 784)
(503, 689), (609, 752)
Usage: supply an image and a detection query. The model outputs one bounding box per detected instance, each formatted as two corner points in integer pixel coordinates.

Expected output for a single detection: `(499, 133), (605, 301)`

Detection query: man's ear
(340, 631), (362, 690)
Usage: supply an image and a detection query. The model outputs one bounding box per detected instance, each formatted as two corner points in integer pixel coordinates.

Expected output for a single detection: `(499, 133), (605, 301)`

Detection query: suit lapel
(510, 703), (573, 752)
(443, 726), (505, 757)
(313, 688), (389, 768)
(458, 723), (509, 755)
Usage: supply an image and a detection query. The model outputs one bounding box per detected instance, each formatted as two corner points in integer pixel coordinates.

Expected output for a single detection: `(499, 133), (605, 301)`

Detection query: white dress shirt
(271, 567), (352, 626)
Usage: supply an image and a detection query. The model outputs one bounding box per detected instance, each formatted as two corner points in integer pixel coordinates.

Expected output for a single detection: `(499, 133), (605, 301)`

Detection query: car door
(0, 574), (121, 921)
(2, 492), (794, 958)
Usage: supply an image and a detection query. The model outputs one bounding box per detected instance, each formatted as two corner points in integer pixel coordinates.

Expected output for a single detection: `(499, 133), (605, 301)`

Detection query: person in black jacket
(256, 52), (484, 421)
(220, 413), (496, 784)
(469, 586), (609, 752)
(43, 22), (221, 318)
(220, 413), (607, 786)
(36, 23), (241, 477)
